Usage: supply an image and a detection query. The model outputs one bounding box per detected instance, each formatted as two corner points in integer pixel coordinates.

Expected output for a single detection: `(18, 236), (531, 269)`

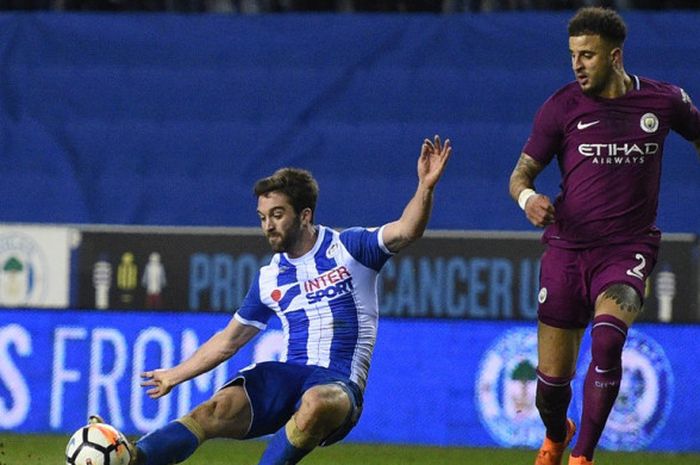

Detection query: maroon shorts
(538, 242), (658, 329)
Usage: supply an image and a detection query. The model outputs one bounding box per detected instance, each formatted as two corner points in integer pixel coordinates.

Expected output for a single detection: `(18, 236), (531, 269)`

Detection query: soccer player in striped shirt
(122, 135), (451, 465)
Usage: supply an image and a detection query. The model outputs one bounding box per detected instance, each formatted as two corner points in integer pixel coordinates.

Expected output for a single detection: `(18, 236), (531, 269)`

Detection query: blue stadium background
(1, 12), (698, 232)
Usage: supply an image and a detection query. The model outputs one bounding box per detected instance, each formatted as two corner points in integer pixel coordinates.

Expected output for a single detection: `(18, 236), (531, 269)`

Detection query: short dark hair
(254, 167), (319, 219)
(568, 7), (627, 47)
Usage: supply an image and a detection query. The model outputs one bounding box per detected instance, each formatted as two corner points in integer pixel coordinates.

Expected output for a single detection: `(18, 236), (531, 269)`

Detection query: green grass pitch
(4, 433), (699, 465)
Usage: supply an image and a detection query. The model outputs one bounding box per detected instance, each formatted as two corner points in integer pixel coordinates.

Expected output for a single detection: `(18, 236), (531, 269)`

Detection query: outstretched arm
(509, 152), (555, 228)
(140, 318), (260, 399)
(382, 135), (452, 253)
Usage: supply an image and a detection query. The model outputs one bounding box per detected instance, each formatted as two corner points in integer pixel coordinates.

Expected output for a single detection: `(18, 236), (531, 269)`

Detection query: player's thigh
(189, 385), (251, 439)
(591, 242), (658, 326)
(537, 321), (585, 377)
(538, 246), (591, 329)
(595, 283), (642, 327)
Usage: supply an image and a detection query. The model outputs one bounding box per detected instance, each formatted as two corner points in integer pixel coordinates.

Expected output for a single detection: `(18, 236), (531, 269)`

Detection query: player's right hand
(141, 369), (175, 399)
(524, 194), (555, 228)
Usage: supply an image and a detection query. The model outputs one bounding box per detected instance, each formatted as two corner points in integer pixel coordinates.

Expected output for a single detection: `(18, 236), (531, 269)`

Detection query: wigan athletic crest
(0, 232), (48, 306)
(475, 327), (544, 447)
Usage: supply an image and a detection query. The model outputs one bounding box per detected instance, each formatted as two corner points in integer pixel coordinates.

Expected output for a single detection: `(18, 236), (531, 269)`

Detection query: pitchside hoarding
(75, 228), (699, 323)
(0, 225), (77, 308)
(0, 308), (696, 451)
(75, 227), (271, 312)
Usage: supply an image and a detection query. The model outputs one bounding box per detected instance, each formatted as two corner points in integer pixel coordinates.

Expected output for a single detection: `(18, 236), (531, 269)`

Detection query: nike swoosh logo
(577, 120), (600, 130)
(594, 365), (617, 374)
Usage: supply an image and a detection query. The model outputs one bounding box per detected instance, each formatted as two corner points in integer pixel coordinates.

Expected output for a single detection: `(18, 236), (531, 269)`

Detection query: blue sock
(257, 426), (312, 465)
(136, 421), (200, 465)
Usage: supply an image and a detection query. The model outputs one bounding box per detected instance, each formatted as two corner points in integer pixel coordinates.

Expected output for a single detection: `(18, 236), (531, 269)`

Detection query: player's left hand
(419, 135), (452, 189)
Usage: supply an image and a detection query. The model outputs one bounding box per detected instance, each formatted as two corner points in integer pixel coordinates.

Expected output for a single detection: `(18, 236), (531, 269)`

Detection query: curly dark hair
(254, 167), (319, 219)
(568, 7), (627, 46)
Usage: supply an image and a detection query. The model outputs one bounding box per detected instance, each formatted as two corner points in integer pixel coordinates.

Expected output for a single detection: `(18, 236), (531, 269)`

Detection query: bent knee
(189, 399), (223, 435)
(301, 386), (351, 417)
(296, 385), (351, 431)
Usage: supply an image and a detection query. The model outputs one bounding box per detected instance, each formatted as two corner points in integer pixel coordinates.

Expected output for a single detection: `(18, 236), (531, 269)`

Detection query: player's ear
(301, 207), (313, 226)
(610, 46), (623, 69)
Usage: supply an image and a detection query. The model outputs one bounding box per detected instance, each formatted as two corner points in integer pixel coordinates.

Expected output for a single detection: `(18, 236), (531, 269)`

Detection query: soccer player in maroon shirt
(509, 7), (700, 465)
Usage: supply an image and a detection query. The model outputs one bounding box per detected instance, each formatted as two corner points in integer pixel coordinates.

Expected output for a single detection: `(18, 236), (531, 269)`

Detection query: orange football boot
(568, 455), (594, 465)
(534, 418), (577, 465)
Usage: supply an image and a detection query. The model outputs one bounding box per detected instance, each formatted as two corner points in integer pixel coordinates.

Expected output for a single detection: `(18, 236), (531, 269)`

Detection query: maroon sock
(571, 314), (628, 460)
(535, 369), (573, 443)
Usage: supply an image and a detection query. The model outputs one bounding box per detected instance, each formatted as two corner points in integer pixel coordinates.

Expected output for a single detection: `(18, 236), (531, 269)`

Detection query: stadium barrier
(1, 223), (698, 451)
(0, 308), (696, 452)
(2, 224), (698, 322)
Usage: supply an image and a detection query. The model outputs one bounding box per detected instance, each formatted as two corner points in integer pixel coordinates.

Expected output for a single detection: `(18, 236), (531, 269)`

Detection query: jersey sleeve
(670, 86), (700, 141)
(339, 226), (393, 272)
(522, 94), (563, 165)
(234, 271), (274, 330)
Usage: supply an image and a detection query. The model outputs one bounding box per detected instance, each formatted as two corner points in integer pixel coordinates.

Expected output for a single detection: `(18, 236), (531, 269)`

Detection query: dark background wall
(1, 12), (698, 231)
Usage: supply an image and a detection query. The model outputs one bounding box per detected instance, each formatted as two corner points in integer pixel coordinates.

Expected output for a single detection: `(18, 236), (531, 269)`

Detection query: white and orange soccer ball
(65, 422), (132, 465)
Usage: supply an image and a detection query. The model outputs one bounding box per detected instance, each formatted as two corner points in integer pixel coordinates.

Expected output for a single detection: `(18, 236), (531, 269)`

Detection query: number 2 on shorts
(626, 253), (646, 280)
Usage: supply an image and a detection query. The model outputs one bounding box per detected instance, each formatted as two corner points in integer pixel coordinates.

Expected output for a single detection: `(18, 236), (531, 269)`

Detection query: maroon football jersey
(523, 75), (700, 248)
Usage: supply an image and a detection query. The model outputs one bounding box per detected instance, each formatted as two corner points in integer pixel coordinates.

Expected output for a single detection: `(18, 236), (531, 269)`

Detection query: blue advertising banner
(0, 309), (697, 452)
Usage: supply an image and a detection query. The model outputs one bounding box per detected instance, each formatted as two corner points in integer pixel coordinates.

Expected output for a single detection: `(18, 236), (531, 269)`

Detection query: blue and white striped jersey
(234, 225), (392, 390)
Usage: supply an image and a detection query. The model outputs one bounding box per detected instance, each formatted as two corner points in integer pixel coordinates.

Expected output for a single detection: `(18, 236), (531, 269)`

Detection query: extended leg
(134, 385), (251, 465)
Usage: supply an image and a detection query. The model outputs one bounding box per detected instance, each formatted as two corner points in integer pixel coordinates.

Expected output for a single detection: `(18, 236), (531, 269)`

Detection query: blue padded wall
(0, 12), (698, 231)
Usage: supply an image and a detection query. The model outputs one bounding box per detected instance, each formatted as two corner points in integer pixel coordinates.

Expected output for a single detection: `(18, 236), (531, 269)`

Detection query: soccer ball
(65, 423), (132, 465)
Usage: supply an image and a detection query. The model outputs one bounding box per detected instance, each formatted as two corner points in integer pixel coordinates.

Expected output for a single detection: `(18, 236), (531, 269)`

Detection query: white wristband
(518, 188), (537, 210)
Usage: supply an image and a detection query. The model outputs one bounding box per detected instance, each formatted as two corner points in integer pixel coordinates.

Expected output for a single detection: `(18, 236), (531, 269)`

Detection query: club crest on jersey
(640, 112), (659, 133)
(326, 242), (339, 259)
(304, 266), (354, 304)
(574, 329), (674, 450)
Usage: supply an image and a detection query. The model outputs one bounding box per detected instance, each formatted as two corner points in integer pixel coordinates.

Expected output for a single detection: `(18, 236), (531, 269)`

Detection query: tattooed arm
(508, 152), (555, 228)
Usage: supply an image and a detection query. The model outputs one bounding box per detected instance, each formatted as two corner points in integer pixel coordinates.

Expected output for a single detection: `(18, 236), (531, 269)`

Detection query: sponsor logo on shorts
(475, 328), (544, 447)
(538, 287), (547, 304)
(574, 329), (674, 450)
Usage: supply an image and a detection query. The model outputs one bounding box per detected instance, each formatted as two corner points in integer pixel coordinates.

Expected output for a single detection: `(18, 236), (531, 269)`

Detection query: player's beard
(267, 215), (303, 253)
(581, 65), (614, 97)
